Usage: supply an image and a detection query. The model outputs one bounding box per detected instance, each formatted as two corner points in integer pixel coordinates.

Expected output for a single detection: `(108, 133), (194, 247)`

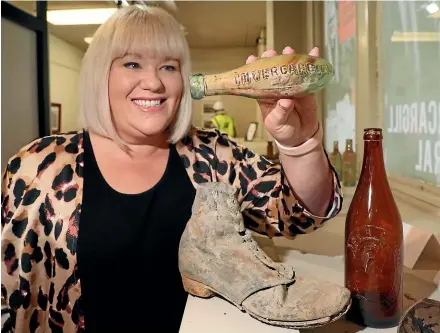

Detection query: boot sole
(182, 275), (352, 329)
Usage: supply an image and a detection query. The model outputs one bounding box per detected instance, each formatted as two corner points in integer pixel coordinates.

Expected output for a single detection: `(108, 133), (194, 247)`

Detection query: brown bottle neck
(359, 136), (387, 181)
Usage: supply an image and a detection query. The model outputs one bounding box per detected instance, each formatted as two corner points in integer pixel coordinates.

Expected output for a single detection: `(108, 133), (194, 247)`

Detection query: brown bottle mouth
(364, 128), (383, 140)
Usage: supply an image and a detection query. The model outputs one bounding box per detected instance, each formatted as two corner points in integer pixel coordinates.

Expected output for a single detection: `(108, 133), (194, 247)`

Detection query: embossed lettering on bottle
(189, 54), (335, 100)
(344, 128), (403, 329)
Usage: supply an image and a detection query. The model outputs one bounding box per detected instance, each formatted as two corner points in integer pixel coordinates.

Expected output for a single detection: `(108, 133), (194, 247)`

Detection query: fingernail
(279, 99), (293, 111)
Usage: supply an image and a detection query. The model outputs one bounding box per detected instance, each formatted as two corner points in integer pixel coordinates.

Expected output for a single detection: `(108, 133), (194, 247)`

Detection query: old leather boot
(398, 298), (440, 333)
(178, 182), (352, 329)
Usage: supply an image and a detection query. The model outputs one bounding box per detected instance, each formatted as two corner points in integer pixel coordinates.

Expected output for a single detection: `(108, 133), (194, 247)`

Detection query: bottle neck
(360, 139), (386, 180)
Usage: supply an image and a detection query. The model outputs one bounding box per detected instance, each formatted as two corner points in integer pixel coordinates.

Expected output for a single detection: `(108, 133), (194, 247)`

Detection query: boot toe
(242, 277), (351, 324)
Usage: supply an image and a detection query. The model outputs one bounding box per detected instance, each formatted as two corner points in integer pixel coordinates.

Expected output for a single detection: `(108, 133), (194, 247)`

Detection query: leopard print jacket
(1, 127), (343, 332)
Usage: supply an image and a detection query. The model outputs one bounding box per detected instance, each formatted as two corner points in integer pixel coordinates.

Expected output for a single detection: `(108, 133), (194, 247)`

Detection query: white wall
(49, 34), (84, 133)
(190, 47), (259, 138)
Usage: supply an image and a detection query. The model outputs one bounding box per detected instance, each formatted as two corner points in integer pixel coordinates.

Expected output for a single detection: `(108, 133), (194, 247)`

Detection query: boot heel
(182, 276), (214, 298)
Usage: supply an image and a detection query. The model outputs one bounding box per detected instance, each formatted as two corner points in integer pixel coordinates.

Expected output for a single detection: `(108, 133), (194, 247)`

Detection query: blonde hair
(78, 4), (192, 145)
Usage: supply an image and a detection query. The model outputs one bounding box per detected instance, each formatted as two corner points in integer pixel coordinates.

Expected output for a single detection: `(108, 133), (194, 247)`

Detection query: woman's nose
(139, 71), (164, 92)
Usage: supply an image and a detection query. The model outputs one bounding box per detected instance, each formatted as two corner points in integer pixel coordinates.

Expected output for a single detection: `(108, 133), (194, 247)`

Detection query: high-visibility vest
(211, 114), (236, 137)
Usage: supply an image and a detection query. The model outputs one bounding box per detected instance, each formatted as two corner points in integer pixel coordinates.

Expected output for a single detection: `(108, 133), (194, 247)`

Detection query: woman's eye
(124, 62), (141, 69)
(161, 65), (177, 71)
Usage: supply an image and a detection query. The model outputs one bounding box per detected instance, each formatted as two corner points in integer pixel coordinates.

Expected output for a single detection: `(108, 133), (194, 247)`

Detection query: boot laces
(239, 226), (295, 280)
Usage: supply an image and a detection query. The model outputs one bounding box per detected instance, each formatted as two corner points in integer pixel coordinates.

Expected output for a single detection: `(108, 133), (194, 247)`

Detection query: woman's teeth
(133, 99), (162, 108)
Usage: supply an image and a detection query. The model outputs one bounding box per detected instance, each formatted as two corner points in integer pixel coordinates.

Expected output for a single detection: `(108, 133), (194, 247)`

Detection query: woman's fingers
(246, 46), (300, 64)
(261, 49), (277, 58)
(282, 46), (295, 55)
(308, 47), (319, 57)
(246, 55), (258, 64)
(246, 49), (277, 64)
(247, 46), (301, 64)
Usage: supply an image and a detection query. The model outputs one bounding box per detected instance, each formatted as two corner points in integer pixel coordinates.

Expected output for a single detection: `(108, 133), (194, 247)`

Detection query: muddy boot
(178, 182), (351, 329)
(398, 298), (440, 333)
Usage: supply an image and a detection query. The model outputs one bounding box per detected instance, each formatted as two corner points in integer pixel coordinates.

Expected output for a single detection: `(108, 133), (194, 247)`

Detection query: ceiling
(8, 1), (266, 51)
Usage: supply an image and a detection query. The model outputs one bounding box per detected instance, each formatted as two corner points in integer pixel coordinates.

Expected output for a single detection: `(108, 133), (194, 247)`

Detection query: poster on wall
(323, 0), (357, 154)
(50, 103), (61, 134)
(381, 1), (440, 187)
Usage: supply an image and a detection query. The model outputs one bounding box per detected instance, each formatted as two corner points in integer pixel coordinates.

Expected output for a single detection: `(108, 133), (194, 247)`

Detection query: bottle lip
(189, 74), (205, 100)
(364, 128), (383, 140)
(364, 128), (382, 133)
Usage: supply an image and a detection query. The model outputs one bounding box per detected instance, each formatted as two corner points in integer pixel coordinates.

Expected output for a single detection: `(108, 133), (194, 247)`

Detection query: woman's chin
(129, 126), (170, 141)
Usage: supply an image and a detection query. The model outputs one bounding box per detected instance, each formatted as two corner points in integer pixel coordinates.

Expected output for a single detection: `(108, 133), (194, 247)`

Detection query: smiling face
(79, 5), (192, 147)
(108, 53), (183, 144)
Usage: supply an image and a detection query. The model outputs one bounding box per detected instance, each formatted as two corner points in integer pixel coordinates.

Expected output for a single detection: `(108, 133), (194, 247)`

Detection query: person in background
(1, 4), (342, 333)
(210, 100), (236, 137)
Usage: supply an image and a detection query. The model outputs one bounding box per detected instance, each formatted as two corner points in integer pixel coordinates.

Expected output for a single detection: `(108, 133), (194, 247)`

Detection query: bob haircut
(78, 4), (192, 145)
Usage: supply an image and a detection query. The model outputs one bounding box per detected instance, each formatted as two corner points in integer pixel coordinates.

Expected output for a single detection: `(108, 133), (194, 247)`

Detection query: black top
(78, 132), (196, 333)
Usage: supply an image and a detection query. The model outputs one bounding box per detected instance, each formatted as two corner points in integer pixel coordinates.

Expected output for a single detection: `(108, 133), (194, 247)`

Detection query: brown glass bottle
(344, 128), (403, 328)
(267, 141), (274, 159)
(329, 141), (342, 180)
(342, 139), (357, 186)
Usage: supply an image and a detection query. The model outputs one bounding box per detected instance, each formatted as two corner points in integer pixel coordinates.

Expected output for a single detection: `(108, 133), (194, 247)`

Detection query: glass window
(5, 1), (37, 16)
(380, 0), (440, 186)
(1, 18), (39, 171)
(323, 0), (357, 156)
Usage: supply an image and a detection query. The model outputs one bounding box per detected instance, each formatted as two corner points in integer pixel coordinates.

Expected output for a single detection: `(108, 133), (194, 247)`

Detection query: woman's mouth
(132, 99), (166, 111)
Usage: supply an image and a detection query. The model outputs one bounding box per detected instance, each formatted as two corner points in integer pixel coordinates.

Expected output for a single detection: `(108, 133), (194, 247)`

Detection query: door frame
(1, 1), (50, 137)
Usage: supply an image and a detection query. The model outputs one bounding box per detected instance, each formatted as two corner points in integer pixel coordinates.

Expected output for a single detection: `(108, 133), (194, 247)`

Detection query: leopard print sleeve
(1, 138), (42, 333)
(1, 157), (19, 229)
(1, 157), (19, 333)
(1, 166), (10, 229)
(212, 131), (343, 239)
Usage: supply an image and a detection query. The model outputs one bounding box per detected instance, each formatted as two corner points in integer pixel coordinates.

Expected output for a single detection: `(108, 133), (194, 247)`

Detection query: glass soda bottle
(329, 140), (342, 180)
(189, 53), (335, 100)
(342, 139), (357, 187)
(344, 128), (403, 328)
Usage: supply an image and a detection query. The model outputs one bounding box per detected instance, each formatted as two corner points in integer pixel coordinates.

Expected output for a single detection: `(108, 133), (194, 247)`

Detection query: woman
(1, 4), (342, 333)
